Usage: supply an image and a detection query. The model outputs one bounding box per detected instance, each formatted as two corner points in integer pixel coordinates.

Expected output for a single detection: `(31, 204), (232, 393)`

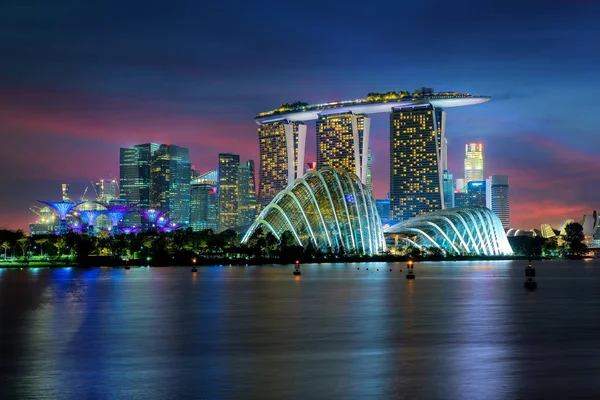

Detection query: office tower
(151, 144), (191, 224)
(454, 190), (469, 208)
(376, 198), (391, 225)
(467, 181), (486, 208)
(95, 179), (118, 202)
(390, 104), (446, 221)
(487, 175), (509, 228)
(455, 178), (466, 192)
(443, 171), (454, 208)
(218, 153), (240, 231)
(316, 113), (372, 188)
(238, 160), (257, 227)
(258, 120), (305, 207)
(464, 143), (484, 183)
(120, 143), (159, 225)
(190, 172), (218, 232)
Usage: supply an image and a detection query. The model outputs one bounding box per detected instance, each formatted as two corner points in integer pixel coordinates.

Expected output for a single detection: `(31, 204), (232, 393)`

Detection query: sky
(1, 0), (599, 231)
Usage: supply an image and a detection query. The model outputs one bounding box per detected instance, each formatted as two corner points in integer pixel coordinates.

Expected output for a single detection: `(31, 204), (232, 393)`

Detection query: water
(1, 261), (600, 399)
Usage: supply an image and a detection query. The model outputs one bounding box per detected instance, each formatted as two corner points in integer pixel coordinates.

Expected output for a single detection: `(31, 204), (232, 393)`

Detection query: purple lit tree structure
(120, 226), (141, 235)
(70, 222), (84, 234)
(156, 216), (169, 228)
(79, 210), (105, 235)
(104, 204), (135, 235)
(139, 209), (165, 230)
(160, 222), (185, 233)
(39, 201), (83, 235)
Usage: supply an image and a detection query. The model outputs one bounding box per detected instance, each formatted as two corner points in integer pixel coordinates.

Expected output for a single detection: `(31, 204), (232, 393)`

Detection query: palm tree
(17, 238), (29, 258)
(1, 241), (10, 259)
(54, 237), (66, 258)
(35, 238), (49, 257)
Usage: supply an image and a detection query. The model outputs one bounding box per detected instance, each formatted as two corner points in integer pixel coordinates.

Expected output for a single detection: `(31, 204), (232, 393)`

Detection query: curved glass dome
(385, 207), (513, 256)
(242, 168), (386, 255)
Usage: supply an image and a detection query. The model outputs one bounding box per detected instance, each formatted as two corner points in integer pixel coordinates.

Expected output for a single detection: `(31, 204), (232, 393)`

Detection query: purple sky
(1, 0), (599, 231)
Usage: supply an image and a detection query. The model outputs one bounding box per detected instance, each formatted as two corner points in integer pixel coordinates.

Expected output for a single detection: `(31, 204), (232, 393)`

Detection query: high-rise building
(376, 198), (391, 225)
(190, 172), (218, 232)
(464, 143), (484, 183)
(151, 144), (191, 224)
(442, 171), (454, 208)
(390, 104), (446, 222)
(218, 153), (240, 231)
(454, 190), (469, 208)
(61, 184), (70, 202)
(258, 121), (305, 207)
(238, 160), (257, 227)
(455, 178), (467, 192)
(486, 175), (510, 228)
(316, 113), (372, 187)
(467, 181), (486, 208)
(120, 143), (160, 225)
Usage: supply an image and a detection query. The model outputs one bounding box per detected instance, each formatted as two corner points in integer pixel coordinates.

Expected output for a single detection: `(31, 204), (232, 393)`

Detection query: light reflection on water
(1, 260), (600, 399)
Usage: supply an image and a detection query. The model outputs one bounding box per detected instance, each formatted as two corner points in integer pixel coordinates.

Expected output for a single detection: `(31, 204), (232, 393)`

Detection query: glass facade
(150, 144), (191, 224)
(238, 160), (257, 227)
(385, 207), (513, 256)
(390, 104), (444, 222)
(467, 181), (486, 208)
(190, 181), (218, 232)
(464, 143), (484, 183)
(489, 175), (509, 228)
(242, 168), (386, 255)
(258, 120), (299, 207)
(218, 153), (240, 231)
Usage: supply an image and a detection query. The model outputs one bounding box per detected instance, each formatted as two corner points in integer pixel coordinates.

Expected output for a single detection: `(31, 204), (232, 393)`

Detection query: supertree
(120, 226), (141, 235)
(103, 204), (135, 235)
(160, 222), (185, 233)
(79, 210), (105, 236)
(139, 209), (165, 230)
(70, 222), (84, 234)
(39, 201), (83, 235)
(156, 216), (169, 228)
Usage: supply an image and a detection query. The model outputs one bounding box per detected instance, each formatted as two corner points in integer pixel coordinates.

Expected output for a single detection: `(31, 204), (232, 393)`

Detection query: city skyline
(1, 0), (599, 231)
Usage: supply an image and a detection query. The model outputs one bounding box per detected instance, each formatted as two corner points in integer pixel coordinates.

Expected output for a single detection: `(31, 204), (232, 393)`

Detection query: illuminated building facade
(467, 181), (486, 208)
(486, 175), (510, 228)
(243, 169), (385, 255)
(316, 113), (372, 187)
(454, 190), (469, 208)
(443, 171), (454, 208)
(385, 207), (513, 256)
(190, 179), (218, 232)
(390, 104), (446, 222)
(464, 143), (484, 183)
(151, 144), (191, 224)
(95, 179), (118, 202)
(238, 160), (257, 227)
(120, 143), (160, 225)
(258, 120), (306, 207)
(218, 153), (240, 231)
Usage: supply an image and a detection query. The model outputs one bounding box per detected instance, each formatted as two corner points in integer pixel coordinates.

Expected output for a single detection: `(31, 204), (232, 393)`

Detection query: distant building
(454, 190), (469, 208)
(486, 175), (510, 228)
(218, 153), (240, 231)
(455, 178), (466, 192)
(390, 105), (446, 221)
(376, 199), (391, 225)
(443, 171), (454, 209)
(190, 180), (218, 232)
(95, 179), (118, 202)
(464, 143), (484, 183)
(238, 160), (257, 227)
(150, 144), (191, 224)
(467, 181), (486, 208)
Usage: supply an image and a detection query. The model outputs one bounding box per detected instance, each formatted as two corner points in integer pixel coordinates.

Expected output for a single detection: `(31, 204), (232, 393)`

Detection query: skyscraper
(464, 143), (484, 183)
(258, 120), (305, 207)
(316, 112), (372, 184)
(151, 144), (191, 224)
(190, 171), (218, 232)
(238, 160), (257, 227)
(442, 171), (454, 208)
(467, 181), (486, 208)
(218, 153), (240, 231)
(390, 104), (446, 222)
(487, 175), (510, 228)
(120, 143), (160, 225)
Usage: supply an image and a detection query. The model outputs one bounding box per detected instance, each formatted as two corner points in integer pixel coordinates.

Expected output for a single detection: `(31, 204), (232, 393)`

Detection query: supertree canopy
(104, 204), (135, 235)
(39, 201), (83, 235)
(156, 216), (169, 227)
(160, 222), (184, 233)
(140, 209), (164, 224)
(120, 226), (141, 235)
(79, 210), (104, 225)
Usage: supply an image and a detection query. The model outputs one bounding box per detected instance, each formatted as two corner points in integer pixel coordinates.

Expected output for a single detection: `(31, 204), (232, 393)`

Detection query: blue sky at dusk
(1, 0), (599, 230)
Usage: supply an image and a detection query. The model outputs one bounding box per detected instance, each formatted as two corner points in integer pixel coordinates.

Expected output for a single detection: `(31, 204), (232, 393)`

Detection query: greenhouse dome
(242, 168), (386, 255)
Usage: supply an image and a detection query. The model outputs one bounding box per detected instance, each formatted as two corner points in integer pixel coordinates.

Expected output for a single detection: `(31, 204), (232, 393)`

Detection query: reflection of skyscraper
(238, 160), (257, 227)
(390, 104), (446, 221)
(464, 143), (484, 183)
(258, 121), (305, 207)
(151, 144), (191, 224)
(190, 171), (218, 232)
(218, 153), (240, 231)
(486, 175), (510, 228)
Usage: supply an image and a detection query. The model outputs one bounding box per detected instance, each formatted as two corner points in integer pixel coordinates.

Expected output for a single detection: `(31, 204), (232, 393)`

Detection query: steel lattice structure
(384, 207), (513, 256)
(242, 168), (385, 255)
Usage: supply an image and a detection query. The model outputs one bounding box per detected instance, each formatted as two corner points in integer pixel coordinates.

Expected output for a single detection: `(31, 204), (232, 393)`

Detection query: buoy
(293, 261), (301, 276)
(524, 262), (537, 290)
(406, 260), (415, 279)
